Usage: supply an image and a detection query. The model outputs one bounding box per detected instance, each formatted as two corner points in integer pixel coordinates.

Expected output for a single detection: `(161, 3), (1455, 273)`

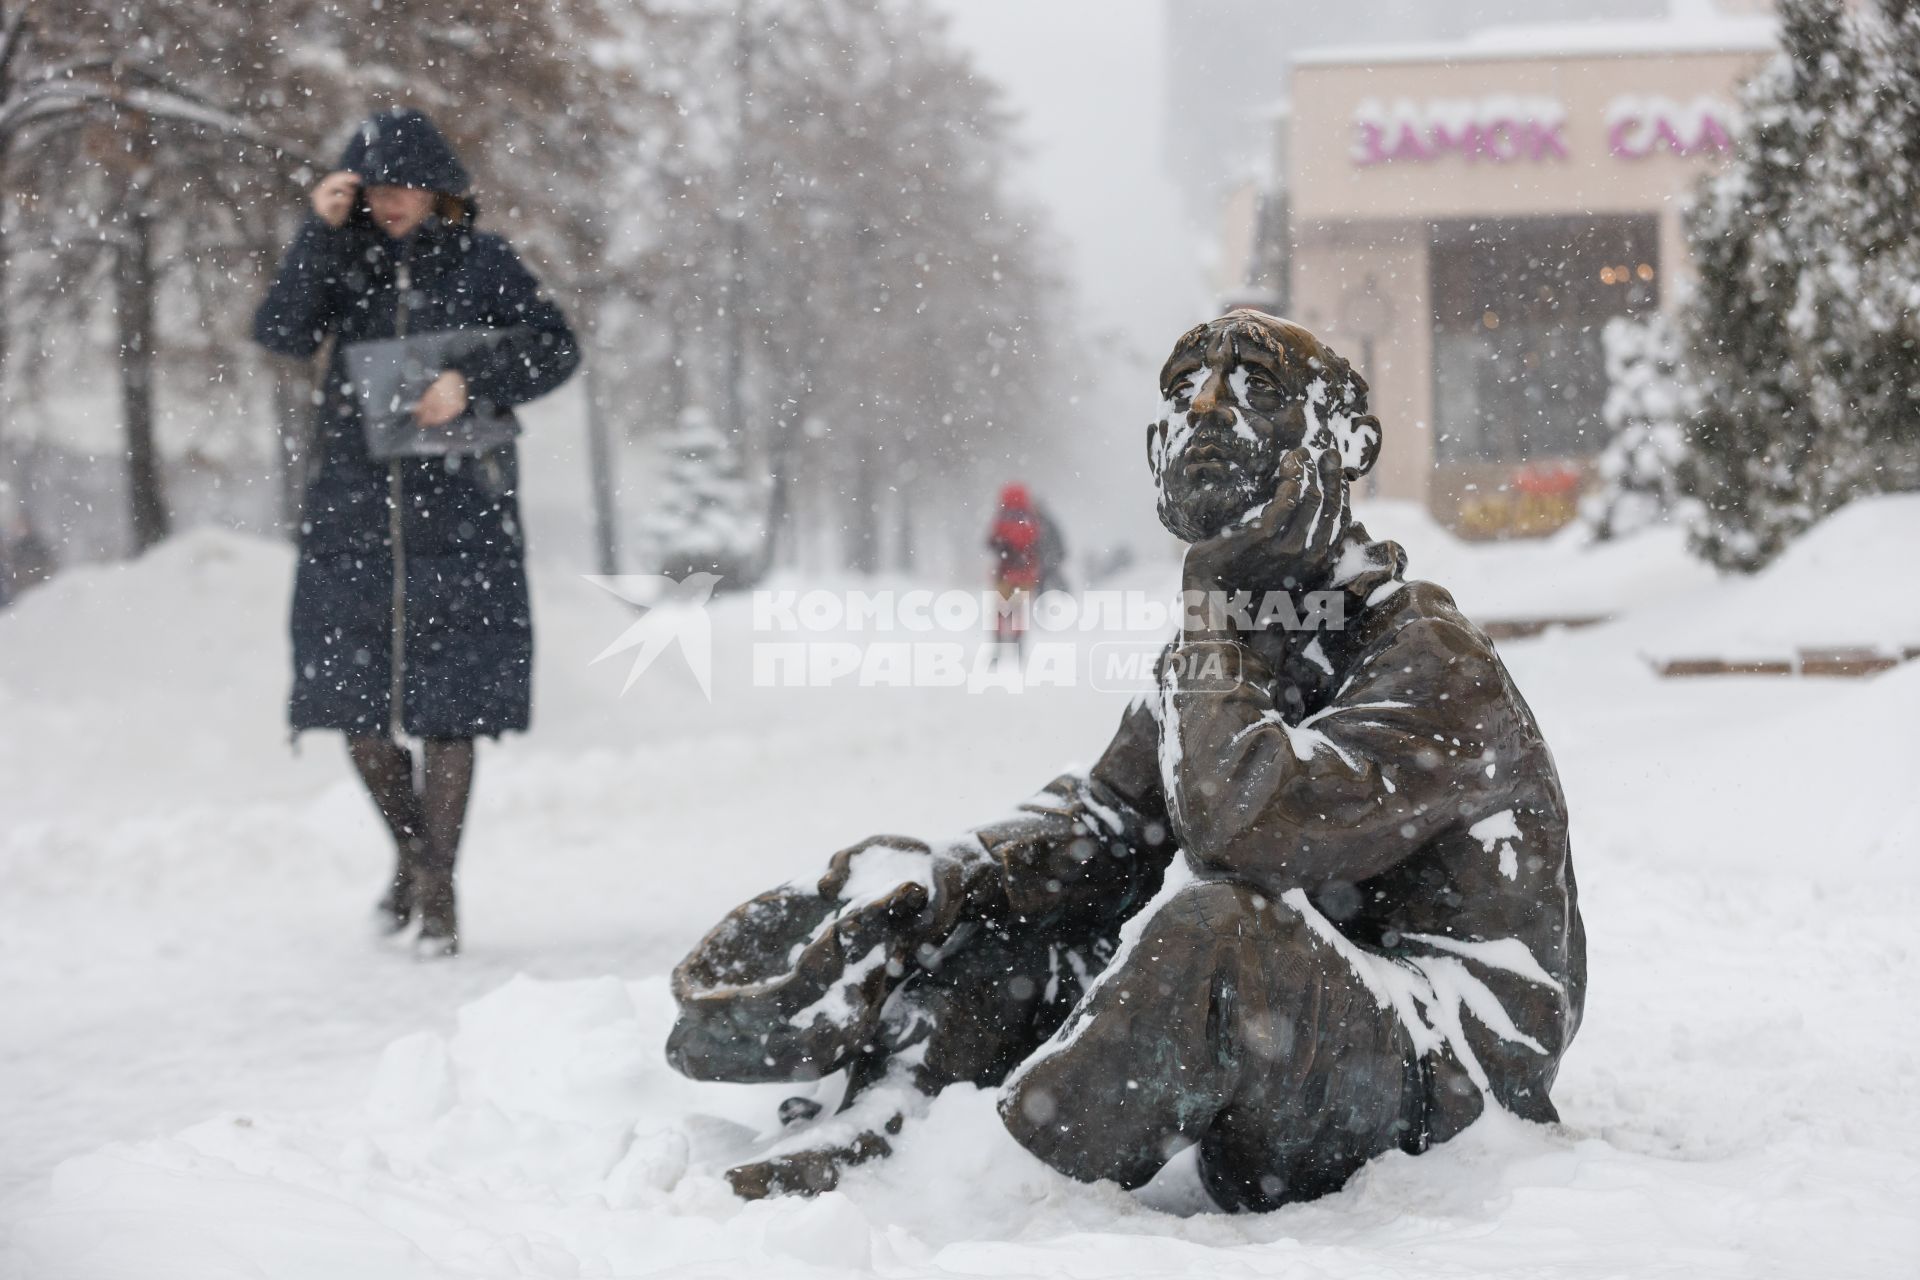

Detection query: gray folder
(345, 328), (524, 460)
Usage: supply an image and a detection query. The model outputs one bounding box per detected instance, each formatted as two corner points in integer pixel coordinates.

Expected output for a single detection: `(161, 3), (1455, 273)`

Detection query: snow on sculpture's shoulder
(1327, 530), (1509, 690)
(1358, 576), (1501, 668)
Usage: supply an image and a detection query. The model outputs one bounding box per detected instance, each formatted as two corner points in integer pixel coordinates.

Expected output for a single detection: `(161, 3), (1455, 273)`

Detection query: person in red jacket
(986, 483), (1042, 658)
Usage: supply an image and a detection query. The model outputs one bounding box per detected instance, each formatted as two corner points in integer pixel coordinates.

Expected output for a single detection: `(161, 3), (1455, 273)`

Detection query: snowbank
(1618, 494), (1920, 663)
(1352, 493), (1920, 667)
(1354, 498), (1716, 624)
(4, 515), (1919, 1277)
(8, 952), (1915, 1278)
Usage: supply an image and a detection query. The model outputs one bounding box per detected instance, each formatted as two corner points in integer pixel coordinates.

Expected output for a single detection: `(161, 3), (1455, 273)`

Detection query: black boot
(373, 864), (412, 934)
(412, 865), (459, 959)
(373, 835), (425, 935)
(412, 737), (474, 960)
(349, 736), (428, 937)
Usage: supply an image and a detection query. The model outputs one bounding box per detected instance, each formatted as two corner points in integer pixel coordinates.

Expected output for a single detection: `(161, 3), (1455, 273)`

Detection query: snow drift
(3, 515), (1918, 1278)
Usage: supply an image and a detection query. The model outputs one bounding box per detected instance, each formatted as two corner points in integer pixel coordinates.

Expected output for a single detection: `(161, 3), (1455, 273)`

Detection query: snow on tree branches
(641, 407), (759, 586)
(1583, 315), (1697, 543)
(1678, 0), (1920, 572)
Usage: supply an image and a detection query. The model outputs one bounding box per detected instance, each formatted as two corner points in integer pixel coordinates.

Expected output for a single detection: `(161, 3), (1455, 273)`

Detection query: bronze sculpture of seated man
(667, 310), (1587, 1211)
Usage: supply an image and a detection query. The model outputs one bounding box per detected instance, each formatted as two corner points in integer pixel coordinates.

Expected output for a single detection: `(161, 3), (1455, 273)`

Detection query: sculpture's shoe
(725, 1130), (893, 1200)
(667, 883), (918, 1082)
(778, 1096), (824, 1127)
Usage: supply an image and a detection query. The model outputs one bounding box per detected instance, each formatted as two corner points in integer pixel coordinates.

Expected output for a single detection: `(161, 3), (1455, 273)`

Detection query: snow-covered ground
(2, 508), (1918, 1278)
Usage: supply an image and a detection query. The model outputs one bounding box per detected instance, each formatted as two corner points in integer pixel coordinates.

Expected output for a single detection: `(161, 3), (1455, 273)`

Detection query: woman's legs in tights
(348, 735), (426, 927)
(413, 737), (475, 945)
(346, 734), (476, 951)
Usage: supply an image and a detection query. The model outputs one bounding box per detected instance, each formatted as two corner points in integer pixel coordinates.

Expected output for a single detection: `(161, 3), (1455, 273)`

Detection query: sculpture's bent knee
(995, 875), (1299, 1188)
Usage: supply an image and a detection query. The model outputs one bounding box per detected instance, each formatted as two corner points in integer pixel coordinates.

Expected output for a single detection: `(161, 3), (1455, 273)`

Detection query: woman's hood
(339, 109), (471, 196)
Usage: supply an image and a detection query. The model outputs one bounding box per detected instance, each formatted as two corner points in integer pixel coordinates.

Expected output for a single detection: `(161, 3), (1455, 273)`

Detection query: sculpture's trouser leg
(997, 880), (1428, 1211)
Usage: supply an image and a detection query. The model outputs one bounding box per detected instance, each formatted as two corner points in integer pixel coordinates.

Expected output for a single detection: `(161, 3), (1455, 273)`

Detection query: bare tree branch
(0, 2), (31, 89)
(0, 76), (315, 173)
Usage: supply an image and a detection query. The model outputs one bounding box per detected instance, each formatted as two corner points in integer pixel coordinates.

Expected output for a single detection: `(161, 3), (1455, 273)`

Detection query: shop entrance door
(1428, 215), (1659, 534)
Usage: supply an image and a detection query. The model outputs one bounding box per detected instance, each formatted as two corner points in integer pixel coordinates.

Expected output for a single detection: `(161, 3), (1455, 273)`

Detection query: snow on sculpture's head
(1148, 310), (1381, 544)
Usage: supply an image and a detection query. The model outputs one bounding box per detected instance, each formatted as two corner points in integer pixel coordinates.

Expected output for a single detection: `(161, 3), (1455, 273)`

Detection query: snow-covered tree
(1583, 315), (1696, 542)
(1677, 0), (1920, 571)
(602, 0), (1057, 577)
(0, 0), (314, 549)
(3, 0), (1059, 570)
(2, 0), (627, 550)
(640, 406), (760, 585)
(1803, 0), (1920, 496)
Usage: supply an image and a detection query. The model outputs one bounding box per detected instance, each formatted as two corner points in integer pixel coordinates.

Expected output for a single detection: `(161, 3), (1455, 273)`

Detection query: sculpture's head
(1148, 310), (1381, 544)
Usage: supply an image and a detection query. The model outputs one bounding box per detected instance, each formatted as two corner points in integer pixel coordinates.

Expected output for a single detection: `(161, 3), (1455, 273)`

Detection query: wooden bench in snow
(1654, 647), (1920, 679)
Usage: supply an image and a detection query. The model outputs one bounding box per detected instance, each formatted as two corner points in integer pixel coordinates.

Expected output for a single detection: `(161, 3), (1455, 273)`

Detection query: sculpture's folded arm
(946, 691), (1177, 927)
(1162, 617), (1510, 892)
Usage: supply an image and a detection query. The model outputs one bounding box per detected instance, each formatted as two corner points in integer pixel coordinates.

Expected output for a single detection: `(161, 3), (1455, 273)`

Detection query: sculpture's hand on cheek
(1181, 448), (1321, 587)
(1269, 445), (1352, 569)
(1179, 448), (1353, 643)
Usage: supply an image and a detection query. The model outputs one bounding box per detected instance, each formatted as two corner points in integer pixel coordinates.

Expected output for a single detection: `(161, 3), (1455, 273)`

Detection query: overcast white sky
(934, 1), (1206, 361)
(924, 0), (1662, 556)
(931, 0), (1207, 555)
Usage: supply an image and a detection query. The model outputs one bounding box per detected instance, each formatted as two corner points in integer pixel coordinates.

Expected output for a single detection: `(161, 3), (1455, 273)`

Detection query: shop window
(1429, 215), (1659, 464)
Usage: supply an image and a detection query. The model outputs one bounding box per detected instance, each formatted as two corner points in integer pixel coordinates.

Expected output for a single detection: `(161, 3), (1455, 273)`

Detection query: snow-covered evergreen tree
(1677, 0), (1841, 571)
(1678, 0), (1920, 571)
(641, 407), (760, 586)
(1808, 0), (1920, 497)
(1583, 315), (1696, 541)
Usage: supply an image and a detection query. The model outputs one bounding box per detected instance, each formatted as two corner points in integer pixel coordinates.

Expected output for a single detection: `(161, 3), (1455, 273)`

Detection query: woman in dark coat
(254, 109), (579, 957)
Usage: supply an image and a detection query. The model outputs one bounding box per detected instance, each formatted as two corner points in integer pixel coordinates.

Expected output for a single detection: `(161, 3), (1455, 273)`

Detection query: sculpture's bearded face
(1148, 312), (1381, 544)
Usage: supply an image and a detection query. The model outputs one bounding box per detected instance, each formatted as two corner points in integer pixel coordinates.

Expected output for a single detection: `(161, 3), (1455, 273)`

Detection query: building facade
(1164, 0), (1664, 231)
(1268, 16), (1774, 535)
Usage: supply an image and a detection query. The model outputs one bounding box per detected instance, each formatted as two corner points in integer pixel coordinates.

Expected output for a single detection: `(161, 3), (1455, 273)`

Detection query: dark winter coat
(253, 112), (579, 737)
(1070, 530), (1586, 1143)
(983, 538), (1590, 1205)
(1034, 504), (1068, 593)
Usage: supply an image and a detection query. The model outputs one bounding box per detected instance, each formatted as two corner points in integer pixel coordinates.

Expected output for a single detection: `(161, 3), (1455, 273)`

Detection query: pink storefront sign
(1349, 93), (1739, 167)
(1605, 95), (1737, 159)
(1352, 96), (1570, 167)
